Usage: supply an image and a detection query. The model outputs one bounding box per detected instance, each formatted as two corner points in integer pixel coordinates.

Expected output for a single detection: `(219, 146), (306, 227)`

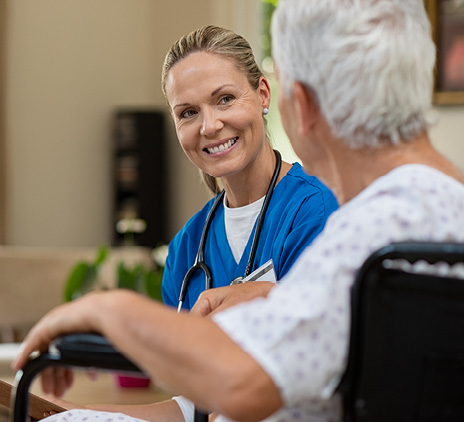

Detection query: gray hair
(271, 0), (436, 148)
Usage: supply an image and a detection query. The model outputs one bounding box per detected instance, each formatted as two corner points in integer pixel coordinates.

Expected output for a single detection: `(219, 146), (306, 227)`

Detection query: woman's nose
(200, 109), (223, 137)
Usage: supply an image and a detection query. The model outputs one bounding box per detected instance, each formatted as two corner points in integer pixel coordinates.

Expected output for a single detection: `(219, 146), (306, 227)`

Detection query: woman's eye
(180, 109), (197, 119)
(220, 95), (234, 105)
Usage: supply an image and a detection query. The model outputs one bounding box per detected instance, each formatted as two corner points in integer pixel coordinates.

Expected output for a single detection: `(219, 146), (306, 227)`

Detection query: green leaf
(115, 261), (163, 302)
(117, 261), (133, 290)
(63, 246), (108, 302)
(95, 245), (108, 266)
(81, 265), (98, 295)
(64, 262), (96, 301)
(144, 269), (164, 302)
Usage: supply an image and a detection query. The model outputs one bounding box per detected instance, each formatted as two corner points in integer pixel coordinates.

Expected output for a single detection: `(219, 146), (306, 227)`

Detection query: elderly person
(14, 0), (464, 421)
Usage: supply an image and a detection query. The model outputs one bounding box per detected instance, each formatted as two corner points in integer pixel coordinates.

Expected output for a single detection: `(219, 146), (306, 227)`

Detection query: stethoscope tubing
(177, 191), (224, 312)
(244, 150), (281, 277)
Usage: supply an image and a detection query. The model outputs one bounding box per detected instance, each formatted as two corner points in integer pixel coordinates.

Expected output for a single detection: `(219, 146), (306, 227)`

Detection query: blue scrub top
(162, 163), (338, 310)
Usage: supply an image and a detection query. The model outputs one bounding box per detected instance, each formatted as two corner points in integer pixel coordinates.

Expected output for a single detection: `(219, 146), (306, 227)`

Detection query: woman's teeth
(207, 137), (237, 154)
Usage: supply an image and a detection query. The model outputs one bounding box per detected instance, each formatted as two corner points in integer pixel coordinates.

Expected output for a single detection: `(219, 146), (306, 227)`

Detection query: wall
(2, 1), (463, 247)
(0, 0), (6, 243)
(429, 106), (464, 172)
(3, 0), (217, 246)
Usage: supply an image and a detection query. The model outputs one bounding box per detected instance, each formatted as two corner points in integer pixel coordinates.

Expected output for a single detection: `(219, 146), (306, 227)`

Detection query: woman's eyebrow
(172, 84), (235, 110)
(173, 102), (190, 111)
(211, 84), (234, 97)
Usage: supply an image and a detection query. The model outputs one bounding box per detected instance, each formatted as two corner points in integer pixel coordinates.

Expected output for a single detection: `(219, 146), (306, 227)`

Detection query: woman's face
(165, 52), (270, 179)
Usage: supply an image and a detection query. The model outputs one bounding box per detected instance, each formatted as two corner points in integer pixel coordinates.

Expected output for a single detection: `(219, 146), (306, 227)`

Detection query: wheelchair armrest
(51, 335), (208, 422)
(11, 333), (144, 422)
(51, 333), (143, 373)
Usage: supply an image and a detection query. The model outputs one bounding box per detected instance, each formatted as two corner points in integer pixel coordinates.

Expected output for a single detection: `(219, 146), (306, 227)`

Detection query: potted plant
(63, 246), (109, 302)
(63, 245), (166, 387)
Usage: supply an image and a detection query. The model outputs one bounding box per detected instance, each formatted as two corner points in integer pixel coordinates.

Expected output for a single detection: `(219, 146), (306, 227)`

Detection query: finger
(13, 334), (47, 372)
(64, 368), (75, 390)
(43, 411), (57, 417)
(41, 367), (56, 395)
(190, 296), (214, 317)
(54, 367), (74, 397)
(13, 313), (61, 371)
(54, 368), (67, 397)
(191, 287), (229, 317)
(41, 367), (74, 397)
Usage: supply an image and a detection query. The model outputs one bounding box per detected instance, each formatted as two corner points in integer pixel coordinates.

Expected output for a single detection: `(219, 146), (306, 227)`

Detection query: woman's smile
(204, 137), (238, 155)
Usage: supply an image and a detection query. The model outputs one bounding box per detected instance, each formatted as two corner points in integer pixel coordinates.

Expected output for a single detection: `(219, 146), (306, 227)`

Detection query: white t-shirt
(224, 194), (265, 263)
(214, 164), (464, 421)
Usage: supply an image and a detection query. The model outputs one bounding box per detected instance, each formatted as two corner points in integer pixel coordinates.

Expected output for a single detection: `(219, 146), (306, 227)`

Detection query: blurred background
(0, 0), (462, 249)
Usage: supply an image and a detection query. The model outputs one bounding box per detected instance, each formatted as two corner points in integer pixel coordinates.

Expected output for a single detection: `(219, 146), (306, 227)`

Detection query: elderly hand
(190, 282), (276, 317)
(12, 291), (115, 373)
(13, 291), (141, 399)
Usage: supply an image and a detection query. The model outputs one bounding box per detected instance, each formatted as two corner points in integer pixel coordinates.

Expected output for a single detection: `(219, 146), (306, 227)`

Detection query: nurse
(161, 25), (338, 311)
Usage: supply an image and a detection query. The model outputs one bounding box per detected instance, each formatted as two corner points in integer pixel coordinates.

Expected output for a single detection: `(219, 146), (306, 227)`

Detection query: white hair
(271, 0), (436, 148)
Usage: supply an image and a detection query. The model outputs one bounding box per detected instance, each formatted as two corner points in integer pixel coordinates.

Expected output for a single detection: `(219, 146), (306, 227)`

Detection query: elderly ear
(292, 81), (320, 138)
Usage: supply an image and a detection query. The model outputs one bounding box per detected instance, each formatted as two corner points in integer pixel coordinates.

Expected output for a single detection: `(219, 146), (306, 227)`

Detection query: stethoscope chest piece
(230, 276), (244, 285)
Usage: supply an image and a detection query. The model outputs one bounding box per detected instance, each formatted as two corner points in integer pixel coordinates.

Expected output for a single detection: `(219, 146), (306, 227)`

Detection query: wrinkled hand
(190, 282), (276, 317)
(12, 291), (119, 373)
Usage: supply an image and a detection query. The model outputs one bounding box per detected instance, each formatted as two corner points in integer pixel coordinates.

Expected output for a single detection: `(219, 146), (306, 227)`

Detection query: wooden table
(1, 371), (173, 421)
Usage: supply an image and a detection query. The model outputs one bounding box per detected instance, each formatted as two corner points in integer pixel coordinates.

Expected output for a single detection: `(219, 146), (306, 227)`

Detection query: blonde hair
(162, 25), (265, 195)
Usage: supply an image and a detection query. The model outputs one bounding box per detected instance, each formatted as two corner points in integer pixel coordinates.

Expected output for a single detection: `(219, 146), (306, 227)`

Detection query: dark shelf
(113, 110), (168, 247)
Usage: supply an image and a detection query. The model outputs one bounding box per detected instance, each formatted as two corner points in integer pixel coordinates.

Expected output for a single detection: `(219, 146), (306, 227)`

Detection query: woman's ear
(292, 81), (320, 138)
(258, 76), (272, 109)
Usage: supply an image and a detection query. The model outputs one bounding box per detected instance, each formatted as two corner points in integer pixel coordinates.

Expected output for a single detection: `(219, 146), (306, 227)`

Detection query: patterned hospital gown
(44, 165), (464, 422)
(213, 164), (464, 421)
(44, 411), (147, 422)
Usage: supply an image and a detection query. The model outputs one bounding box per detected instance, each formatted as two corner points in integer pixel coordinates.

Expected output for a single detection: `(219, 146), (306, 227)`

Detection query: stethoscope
(177, 149), (282, 312)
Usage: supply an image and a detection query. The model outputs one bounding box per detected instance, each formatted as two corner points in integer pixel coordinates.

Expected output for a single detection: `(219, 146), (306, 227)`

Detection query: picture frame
(425, 0), (464, 105)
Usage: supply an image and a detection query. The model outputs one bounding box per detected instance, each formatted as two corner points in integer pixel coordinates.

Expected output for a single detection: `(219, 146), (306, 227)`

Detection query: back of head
(272, 0), (436, 148)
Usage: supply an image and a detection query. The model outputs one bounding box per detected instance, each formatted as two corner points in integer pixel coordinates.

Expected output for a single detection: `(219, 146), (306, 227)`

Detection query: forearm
(15, 290), (282, 421)
(95, 291), (282, 421)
